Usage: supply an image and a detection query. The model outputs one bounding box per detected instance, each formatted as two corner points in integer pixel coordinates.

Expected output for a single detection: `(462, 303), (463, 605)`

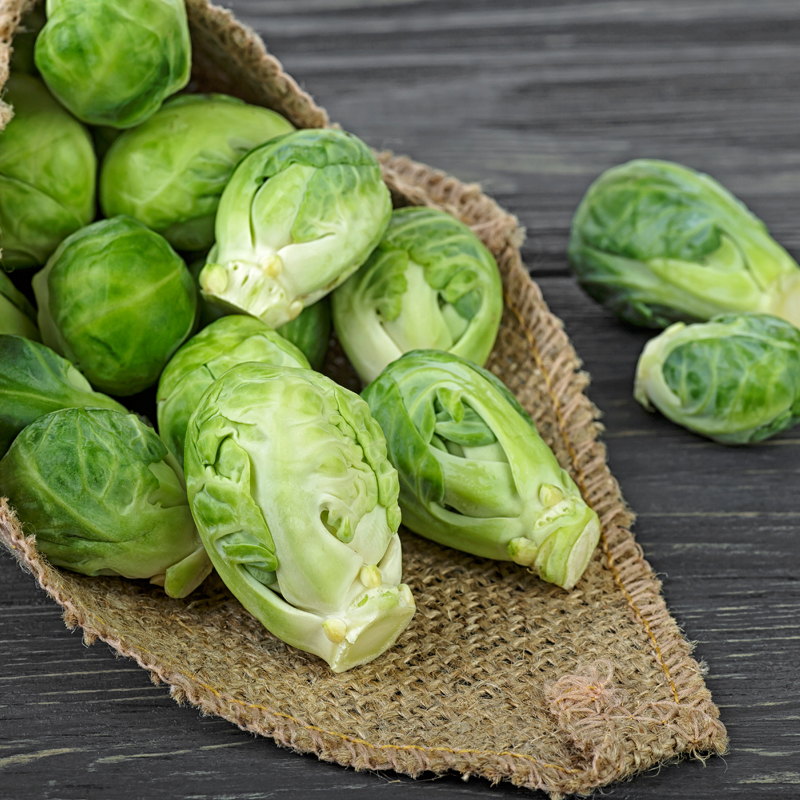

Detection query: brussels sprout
(34, 0), (191, 129)
(33, 216), (197, 396)
(568, 159), (800, 329)
(0, 74), (96, 270)
(332, 207), (503, 384)
(363, 350), (601, 591)
(9, 6), (46, 75)
(0, 272), (39, 341)
(157, 315), (310, 466)
(276, 298), (331, 370)
(0, 334), (126, 457)
(635, 313), (800, 444)
(0, 408), (212, 598)
(100, 94), (295, 252)
(198, 129), (392, 329)
(185, 362), (415, 672)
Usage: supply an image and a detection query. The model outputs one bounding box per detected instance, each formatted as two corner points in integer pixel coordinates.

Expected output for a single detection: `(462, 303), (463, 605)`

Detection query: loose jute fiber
(0, 1), (728, 796)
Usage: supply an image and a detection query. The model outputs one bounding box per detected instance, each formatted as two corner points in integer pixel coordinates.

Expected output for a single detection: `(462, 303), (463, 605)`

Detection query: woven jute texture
(0, 1), (728, 796)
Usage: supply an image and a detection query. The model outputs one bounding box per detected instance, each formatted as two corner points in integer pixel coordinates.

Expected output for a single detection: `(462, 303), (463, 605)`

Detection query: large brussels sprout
(198, 129), (392, 329)
(185, 362), (415, 672)
(34, 0), (191, 129)
(0, 272), (39, 341)
(0, 74), (96, 270)
(0, 408), (212, 598)
(363, 350), (601, 591)
(333, 207), (503, 384)
(568, 159), (800, 329)
(0, 335), (126, 457)
(157, 315), (310, 466)
(100, 94), (295, 252)
(33, 216), (197, 396)
(635, 313), (800, 444)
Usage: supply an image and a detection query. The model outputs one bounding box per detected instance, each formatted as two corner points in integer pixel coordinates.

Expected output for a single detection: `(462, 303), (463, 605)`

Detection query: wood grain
(2, 0), (800, 797)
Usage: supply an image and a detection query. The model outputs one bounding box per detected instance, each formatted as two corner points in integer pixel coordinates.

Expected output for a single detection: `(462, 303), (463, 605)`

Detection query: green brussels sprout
(0, 272), (39, 341)
(0, 334), (126, 457)
(185, 362), (415, 672)
(0, 74), (96, 270)
(34, 0), (191, 129)
(0, 408), (212, 598)
(635, 313), (800, 444)
(198, 129), (392, 329)
(9, 6), (46, 75)
(276, 298), (331, 370)
(363, 350), (601, 591)
(100, 94), (295, 252)
(157, 315), (310, 466)
(568, 159), (800, 329)
(332, 207), (503, 384)
(33, 216), (197, 396)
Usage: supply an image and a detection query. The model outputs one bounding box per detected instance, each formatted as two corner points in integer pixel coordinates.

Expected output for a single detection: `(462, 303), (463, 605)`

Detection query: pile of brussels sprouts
(569, 159), (800, 444)
(0, 1), (604, 672)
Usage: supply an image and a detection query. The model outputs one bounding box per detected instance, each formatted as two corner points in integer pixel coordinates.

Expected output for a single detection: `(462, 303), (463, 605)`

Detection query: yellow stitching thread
(503, 291), (682, 706)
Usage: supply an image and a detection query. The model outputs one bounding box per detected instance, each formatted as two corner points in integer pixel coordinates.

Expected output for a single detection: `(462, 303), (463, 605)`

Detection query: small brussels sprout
(635, 313), (800, 444)
(332, 207), (503, 383)
(277, 298), (331, 370)
(0, 334), (126, 457)
(34, 0), (191, 129)
(198, 129), (392, 329)
(0, 74), (96, 270)
(0, 272), (39, 341)
(33, 216), (197, 396)
(568, 159), (800, 329)
(363, 350), (601, 591)
(185, 362), (415, 672)
(100, 94), (295, 251)
(157, 315), (310, 466)
(0, 408), (212, 598)
(9, 6), (46, 75)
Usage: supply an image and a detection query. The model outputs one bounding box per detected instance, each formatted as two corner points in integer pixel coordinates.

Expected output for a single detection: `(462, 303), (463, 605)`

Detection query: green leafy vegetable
(0, 408), (212, 598)
(184, 362), (415, 672)
(363, 350), (601, 591)
(635, 313), (800, 443)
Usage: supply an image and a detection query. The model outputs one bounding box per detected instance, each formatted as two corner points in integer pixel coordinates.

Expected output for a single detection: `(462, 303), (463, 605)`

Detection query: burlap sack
(0, 2), (728, 796)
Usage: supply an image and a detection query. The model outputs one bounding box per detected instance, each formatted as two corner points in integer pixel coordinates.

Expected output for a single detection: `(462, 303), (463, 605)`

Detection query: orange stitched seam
(503, 291), (681, 706)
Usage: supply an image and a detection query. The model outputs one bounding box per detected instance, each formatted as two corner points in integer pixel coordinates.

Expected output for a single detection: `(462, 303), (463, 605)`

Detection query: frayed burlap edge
(0, 1), (728, 796)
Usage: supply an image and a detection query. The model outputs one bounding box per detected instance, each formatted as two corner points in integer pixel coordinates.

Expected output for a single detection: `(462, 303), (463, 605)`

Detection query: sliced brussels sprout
(0, 272), (40, 341)
(568, 159), (800, 329)
(198, 128), (391, 328)
(0, 408), (212, 599)
(100, 94), (295, 251)
(363, 350), (601, 591)
(635, 313), (800, 444)
(157, 315), (310, 466)
(332, 207), (503, 383)
(0, 334), (126, 457)
(33, 216), (197, 396)
(184, 362), (415, 672)
(34, 0), (191, 128)
(0, 74), (96, 270)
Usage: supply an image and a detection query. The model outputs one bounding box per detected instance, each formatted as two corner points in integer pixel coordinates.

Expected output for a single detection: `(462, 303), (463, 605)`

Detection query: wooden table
(3, 1), (799, 796)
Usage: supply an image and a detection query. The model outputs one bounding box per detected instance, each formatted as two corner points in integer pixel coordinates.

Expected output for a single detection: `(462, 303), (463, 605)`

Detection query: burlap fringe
(0, 2), (727, 796)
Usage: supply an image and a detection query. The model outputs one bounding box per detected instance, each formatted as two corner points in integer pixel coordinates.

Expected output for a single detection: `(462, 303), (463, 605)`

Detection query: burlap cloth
(0, 1), (728, 796)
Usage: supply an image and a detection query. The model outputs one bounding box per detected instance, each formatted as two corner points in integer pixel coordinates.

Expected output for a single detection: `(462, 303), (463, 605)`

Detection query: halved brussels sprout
(198, 128), (391, 328)
(635, 313), (800, 444)
(100, 94), (295, 251)
(568, 159), (800, 329)
(0, 272), (39, 341)
(363, 350), (601, 591)
(185, 362), (415, 672)
(0, 74), (96, 270)
(0, 408), (212, 598)
(0, 334), (126, 457)
(332, 207), (503, 383)
(33, 216), (197, 396)
(157, 315), (310, 466)
(34, 0), (191, 128)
